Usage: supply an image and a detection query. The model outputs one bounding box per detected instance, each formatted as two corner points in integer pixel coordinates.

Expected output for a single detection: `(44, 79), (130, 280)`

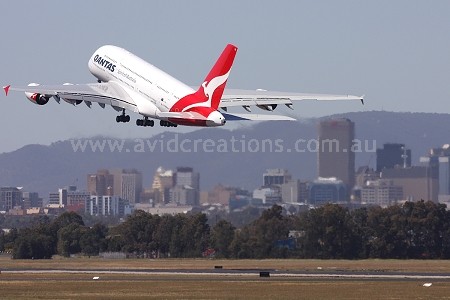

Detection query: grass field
(0, 273), (449, 299)
(1, 257), (450, 299)
(2, 256), (450, 273)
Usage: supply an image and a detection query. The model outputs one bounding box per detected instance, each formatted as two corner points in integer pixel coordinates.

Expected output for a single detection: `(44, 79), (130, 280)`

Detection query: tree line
(1, 200), (450, 259)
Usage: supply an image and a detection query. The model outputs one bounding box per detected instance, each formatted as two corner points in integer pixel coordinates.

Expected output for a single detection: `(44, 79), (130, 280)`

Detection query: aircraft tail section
(200, 44), (237, 109)
(170, 44), (237, 113)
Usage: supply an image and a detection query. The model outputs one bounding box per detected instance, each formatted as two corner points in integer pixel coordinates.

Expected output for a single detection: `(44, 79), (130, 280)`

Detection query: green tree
(13, 236), (32, 259)
(52, 212), (84, 230)
(113, 210), (161, 256)
(3, 228), (18, 253)
(403, 200), (447, 258)
(211, 220), (235, 258)
(180, 213), (210, 257)
(12, 231), (53, 259)
(297, 204), (359, 259)
(57, 223), (87, 257)
(154, 215), (175, 257)
(229, 226), (256, 258)
(80, 223), (108, 256)
(251, 205), (289, 258)
(0, 231), (5, 252)
(227, 206), (261, 228)
(441, 210), (450, 258)
(229, 205), (290, 259)
(169, 214), (186, 257)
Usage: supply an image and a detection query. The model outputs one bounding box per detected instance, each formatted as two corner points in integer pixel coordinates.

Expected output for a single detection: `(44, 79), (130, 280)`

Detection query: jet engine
(24, 83), (50, 105)
(25, 93), (50, 105)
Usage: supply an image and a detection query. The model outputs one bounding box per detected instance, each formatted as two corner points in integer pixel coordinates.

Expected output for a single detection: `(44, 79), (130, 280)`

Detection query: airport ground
(1, 256), (450, 299)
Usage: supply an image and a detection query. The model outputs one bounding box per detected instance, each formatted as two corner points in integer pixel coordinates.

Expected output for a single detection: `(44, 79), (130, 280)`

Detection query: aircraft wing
(220, 89), (364, 109)
(4, 82), (138, 112)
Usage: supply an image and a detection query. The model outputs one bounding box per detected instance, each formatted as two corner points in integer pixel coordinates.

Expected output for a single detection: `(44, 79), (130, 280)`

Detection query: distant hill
(0, 111), (449, 198)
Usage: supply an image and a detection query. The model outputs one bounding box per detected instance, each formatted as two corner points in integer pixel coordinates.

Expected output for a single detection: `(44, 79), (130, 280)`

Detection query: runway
(3, 268), (450, 281)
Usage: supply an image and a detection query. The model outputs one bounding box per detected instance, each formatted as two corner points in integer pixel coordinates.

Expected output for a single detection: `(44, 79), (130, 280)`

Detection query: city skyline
(2, 129), (450, 215)
(0, 111), (450, 202)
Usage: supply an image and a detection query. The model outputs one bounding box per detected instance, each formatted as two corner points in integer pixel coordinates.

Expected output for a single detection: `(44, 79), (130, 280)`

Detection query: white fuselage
(87, 45), (194, 119)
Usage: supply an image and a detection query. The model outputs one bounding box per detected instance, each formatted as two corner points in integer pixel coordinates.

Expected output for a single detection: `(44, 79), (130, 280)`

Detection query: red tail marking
(171, 44), (238, 114)
(3, 85), (10, 96)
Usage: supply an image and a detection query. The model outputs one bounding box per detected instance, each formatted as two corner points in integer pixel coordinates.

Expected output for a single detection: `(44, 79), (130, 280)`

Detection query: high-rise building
(170, 167), (200, 205)
(151, 167), (174, 204)
(66, 188), (90, 208)
(263, 169), (292, 186)
(421, 144), (450, 205)
(170, 185), (197, 206)
(253, 186), (282, 204)
(87, 169), (114, 196)
(376, 143), (411, 172)
(318, 118), (355, 192)
(48, 192), (61, 206)
(204, 184), (237, 205)
(361, 179), (403, 207)
(49, 186), (90, 208)
(381, 166), (438, 202)
(0, 187), (23, 212)
(86, 195), (130, 216)
(308, 178), (346, 206)
(355, 166), (379, 187)
(111, 169), (143, 204)
(174, 167), (200, 190)
(439, 156), (450, 199)
(281, 180), (308, 203)
(22, 192), (42, 209)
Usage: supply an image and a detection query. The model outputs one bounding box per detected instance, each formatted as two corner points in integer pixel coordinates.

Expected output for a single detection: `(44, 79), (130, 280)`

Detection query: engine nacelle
(25, 83), (50, 105)
(256, 104), (277, 111)
(25, 92), (50, 105)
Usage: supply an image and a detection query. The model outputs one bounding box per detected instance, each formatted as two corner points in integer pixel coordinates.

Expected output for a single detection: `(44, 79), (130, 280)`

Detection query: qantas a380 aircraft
(3, 44), (363, 128)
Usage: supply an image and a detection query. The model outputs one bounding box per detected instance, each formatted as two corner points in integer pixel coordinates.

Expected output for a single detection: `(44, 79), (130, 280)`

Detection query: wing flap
(221, 89), (364, 107)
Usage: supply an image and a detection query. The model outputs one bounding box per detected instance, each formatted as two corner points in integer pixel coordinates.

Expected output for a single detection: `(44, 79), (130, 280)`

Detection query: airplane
(3, 44), (363, 128)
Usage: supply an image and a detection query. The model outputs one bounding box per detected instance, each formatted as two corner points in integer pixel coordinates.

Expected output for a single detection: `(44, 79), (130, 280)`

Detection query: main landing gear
(116, 109), (130, 123)
(160, 120), (177, 127)
(137, 117), (154, 127)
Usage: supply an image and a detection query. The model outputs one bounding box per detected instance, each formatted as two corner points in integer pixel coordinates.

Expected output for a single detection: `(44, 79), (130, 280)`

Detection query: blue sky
(1, 0), (449, 153)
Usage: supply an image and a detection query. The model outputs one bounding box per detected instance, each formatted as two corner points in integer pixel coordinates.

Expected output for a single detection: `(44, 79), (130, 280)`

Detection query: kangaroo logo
(170, 44), (237, 114)
(181, 69), (231, 112)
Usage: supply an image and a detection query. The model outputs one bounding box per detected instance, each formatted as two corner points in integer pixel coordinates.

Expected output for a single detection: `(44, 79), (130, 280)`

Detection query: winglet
(360, 95), (365, 105)
(3, 85), (10, 96)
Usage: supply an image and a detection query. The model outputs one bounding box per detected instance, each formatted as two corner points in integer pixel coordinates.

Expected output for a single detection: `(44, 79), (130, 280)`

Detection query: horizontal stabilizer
(223, 113), (296, 121)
